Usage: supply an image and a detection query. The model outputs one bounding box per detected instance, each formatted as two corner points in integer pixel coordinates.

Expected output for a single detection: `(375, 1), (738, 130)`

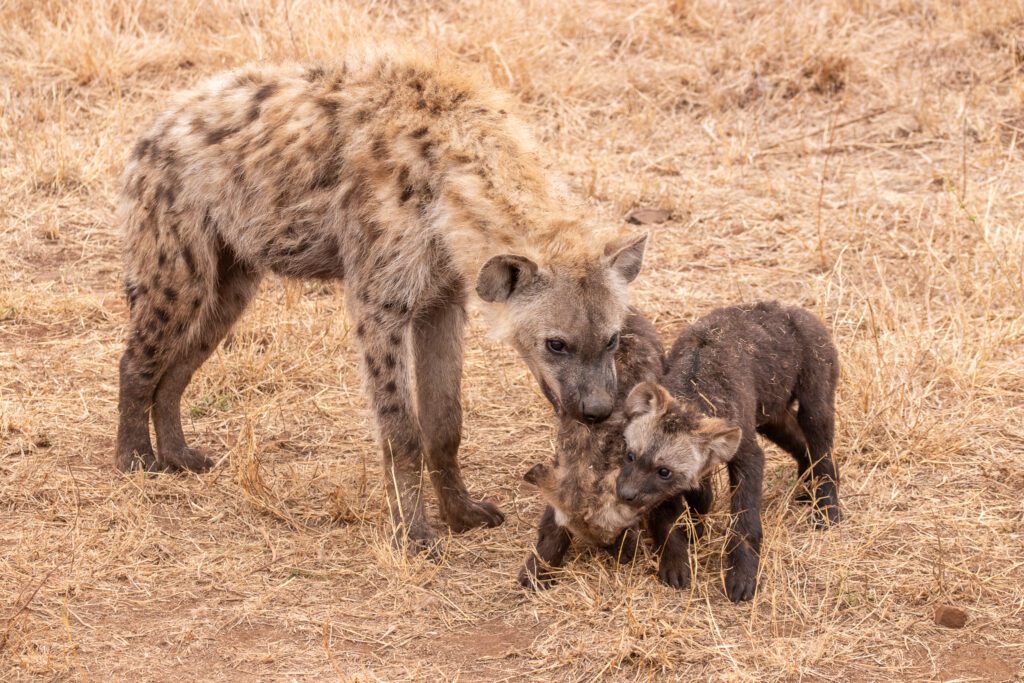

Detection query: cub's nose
(617, 481), (639, 502)
(580, 395), (614, 424)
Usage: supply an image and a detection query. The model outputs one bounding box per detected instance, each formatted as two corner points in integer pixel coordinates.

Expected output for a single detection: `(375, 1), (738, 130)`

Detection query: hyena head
(476, 233), (647, 424)
(616, 382), (742, 510)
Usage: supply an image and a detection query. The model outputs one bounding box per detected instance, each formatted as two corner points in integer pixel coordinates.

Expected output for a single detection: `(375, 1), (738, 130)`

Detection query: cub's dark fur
(618, 301), (841, 602)
(519, 308), (710, 589)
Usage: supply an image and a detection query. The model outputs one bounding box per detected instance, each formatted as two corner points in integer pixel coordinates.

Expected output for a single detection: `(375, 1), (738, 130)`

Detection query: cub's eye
(606, 333), (620, 350)
(657, 467), (672, 479)
(545, 339), (568, 354)
(625, 450), (636, 463)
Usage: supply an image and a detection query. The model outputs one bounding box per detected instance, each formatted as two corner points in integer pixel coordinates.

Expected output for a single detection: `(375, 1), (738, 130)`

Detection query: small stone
(934, 605), (968, 628)
(624, 207), (671, 225)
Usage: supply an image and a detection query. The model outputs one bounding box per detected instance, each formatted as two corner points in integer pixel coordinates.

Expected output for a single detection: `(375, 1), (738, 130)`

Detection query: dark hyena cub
(617, 301), (841, 602)
(518, 309), (714, 589)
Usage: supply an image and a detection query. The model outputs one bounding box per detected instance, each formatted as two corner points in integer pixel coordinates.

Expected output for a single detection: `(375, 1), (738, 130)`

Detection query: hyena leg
(152, 266), (261, 472)
(724, 436), (764, 603)
(607, 527), (641, 564)
(116, 325), (161, 472)
(355, 305), (435, 555)
(412, 295), (504, 532)
(795, 401), (842, 527)
(518, 506), (571, 590)
(648, 496), (692, 589)
(756, 410), (813, 500)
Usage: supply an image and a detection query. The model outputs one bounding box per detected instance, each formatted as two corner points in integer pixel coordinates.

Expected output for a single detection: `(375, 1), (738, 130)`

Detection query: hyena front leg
(355, 302), (436, 555)
(413, 294), (505, 532)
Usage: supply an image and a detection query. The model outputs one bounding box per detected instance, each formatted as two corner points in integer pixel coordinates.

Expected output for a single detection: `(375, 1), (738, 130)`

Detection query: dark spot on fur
(383, 381), (397, 393)
(317, 96), (339, 114)
(173, 321), (187, 335)
(354, 109), (370, 124)
(142, 344), (156, 359)
(389, 332), (401, 346)
(356, 322), (365, 338)
(372, 137), (388, 161)
(303, 66), (325, 82)
(181, 246), (198, 276)
(206, 126), (239, 145)
(378, 403), (400, 416)
(132, 138), (153, 160)
(420, 140), (434, 160)
(154, 308), (170, 324)
(410, 126), (429, 139)
(157, 250), (167, 267)
(383, 353), (396, 370)
(163, 287), (177, 302)
(192, 297), (202, 310)
(399, 185), (414, 203)
(202, 209), (216, 232)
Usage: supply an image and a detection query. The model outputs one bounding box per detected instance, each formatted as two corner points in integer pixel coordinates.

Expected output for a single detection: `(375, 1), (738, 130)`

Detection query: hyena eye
(625, 450), (636, 463)
(657, 467), (672, 479)
(545, 339), (568, 354)
(606, 332), (620, 351)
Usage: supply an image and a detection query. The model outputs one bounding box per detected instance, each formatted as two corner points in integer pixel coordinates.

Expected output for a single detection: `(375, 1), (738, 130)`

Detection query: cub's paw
(518, 557), (557, 591)
(161, 447), (215, 473)
(724, 560), (758, 602)
(657, 553), (692, 590)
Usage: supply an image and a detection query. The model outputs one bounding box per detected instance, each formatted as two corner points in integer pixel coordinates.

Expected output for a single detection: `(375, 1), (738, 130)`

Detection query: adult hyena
(116, 50), (648, 552)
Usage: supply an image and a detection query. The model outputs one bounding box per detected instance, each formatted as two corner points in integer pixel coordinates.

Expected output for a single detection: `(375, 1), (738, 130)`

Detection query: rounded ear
(476, 254), (539, 303)
(603, 232), (648, 284)
(697, 418), (742, 465)
(625, 381), (671, 419)
(523, 462), (550, 486)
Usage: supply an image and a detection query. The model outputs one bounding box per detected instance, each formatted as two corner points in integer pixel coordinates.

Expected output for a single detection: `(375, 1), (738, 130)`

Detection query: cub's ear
(476, 254), (539, 303)
(603, 232), (648, 284)
(697, 417), (742, 466)
(625, 381), (672, 420)
(523, 462), (550, 486)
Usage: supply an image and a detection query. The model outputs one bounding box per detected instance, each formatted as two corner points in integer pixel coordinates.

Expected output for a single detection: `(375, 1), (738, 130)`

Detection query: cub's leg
(412, 292), (504, 532)
(756, 410), (814, 500)
(724, 435), (764, 602)
(607, 527), (641, 564)
(795, 399), (842, 527)
(648, 478), (713, 589)
(152, 259), (261, 472)
(518, 506), (571, 590)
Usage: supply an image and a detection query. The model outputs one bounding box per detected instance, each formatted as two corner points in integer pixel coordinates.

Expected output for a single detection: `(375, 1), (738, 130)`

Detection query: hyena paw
(657, 552), (692, 590)
(810, 500), (843, 528)
(442, 496), (505, 533)
(161, 447), (215, 473)
(725, 557), (758, 603)
(395, 523), (444, 561)
(518, 557), (557, 591)
(115, 447), (159, 473)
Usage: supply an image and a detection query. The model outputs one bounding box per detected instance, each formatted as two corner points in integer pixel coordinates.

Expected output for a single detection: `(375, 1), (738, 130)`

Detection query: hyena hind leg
(116, 332), (162, 472)
(151, 267), (262, 472)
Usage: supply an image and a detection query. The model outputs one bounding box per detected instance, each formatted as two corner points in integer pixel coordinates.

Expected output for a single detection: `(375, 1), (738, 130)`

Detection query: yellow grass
(2, 0), (1023, 680)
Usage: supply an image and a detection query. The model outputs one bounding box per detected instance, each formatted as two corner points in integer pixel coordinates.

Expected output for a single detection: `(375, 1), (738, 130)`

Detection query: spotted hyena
(116, 50), (648, 553)
(618, 301), (841, 601)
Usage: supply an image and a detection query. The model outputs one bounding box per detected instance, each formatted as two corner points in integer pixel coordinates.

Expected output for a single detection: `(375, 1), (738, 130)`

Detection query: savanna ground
(2, 0), (1024, 680)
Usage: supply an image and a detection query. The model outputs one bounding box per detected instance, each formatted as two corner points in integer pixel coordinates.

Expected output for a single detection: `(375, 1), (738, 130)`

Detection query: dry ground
(2, 0), (1024, 680)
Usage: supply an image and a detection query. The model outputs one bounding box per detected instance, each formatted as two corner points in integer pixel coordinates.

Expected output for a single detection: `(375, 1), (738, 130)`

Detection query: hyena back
(116, 50), (648, 552)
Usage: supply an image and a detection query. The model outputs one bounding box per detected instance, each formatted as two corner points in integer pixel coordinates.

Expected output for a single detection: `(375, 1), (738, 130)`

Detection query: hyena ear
(625, 381), (672, 419)
(604, 232), (648, 284)
(523, 462), (550, 486)
(476, 254), (540, 303)
(697, 417), (742, 466)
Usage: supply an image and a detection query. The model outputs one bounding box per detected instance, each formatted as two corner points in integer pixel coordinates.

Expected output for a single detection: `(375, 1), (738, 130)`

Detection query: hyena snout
(579, 387), (615, 424)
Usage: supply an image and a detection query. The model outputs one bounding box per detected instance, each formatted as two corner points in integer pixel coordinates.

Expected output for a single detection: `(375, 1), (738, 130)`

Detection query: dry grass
(2, 0), (1024, 680)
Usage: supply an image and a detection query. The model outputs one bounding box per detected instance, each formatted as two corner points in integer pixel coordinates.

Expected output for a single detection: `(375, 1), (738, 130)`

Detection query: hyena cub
(519, 309), (706, 588)
(617, 301), (842, 602)
(115, 50), (648, 553)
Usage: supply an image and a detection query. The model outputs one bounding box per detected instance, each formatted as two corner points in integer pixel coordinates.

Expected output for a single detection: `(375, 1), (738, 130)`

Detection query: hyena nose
(617, 482), (638, 502)
(580, 395), (614, 424)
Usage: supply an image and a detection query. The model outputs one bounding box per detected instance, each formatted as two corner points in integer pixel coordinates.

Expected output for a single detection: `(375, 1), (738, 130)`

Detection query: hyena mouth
(540, 379), (561, 415)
